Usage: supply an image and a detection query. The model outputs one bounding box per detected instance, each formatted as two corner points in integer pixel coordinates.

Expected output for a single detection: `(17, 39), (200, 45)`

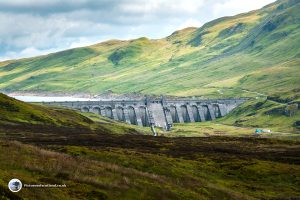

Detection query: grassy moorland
(0, 0), (299, 99)
(163, 122), (300, 140)
(1, 133), (300, 200)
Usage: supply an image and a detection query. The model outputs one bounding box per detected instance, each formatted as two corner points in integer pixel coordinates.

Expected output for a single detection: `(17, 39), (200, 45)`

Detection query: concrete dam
(43, 97), (247, 132)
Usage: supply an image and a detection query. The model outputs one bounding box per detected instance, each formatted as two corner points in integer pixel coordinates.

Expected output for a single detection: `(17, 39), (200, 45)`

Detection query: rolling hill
(0, 0), (299, 99)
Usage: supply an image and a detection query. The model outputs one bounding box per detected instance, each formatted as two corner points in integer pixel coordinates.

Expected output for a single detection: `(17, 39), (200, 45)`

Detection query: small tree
(285, 104), (298, 117)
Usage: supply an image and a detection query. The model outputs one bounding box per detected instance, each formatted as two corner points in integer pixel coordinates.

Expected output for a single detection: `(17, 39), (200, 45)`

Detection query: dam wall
(43, 97), (247, 131)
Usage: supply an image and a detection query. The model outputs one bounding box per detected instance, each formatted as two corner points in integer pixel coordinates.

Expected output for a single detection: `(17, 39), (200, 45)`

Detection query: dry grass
(4, 140), (166, 190)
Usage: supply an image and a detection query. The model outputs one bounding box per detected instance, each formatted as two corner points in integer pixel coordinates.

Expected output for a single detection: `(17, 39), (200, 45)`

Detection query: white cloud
(120, 0), (204, 14)
(178, 18), (203, 29)
(0, 0), (276, 61)
(69, 37), (100, 48)
(213, 0), (275, 17)
(0, 47), (61, 61)
(0, 13), (74, 49)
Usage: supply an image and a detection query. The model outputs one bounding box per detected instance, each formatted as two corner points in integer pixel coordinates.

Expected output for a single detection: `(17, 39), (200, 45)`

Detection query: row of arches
(81, 105), (150, 126)
(81, 103), (223, 126)
(168, 104), (222, 123)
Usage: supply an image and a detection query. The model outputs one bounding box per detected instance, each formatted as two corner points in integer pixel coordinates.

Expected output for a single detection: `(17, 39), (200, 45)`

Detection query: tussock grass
(0, 140), (170, 200)
(1, 122), (300, 199)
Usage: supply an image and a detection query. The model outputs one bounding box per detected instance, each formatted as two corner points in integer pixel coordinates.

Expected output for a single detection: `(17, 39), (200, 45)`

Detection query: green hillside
(219, 97), (300, 133)
(0, 0), (299, 98)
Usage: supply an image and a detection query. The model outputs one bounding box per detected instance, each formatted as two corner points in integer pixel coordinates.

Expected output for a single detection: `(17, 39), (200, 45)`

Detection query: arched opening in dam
(92, 107), (101, 115)
(180, 105), (190, 123)
(105, 107), (113, 119)
(202, 105), (212, 121)
(81, 106), (90, 113)
(139, 106), (149, 126)
(116, 107), (125, 121)
(192, 105), (201, 122)
(128, 106), (138, 125)
(212, 104), (222, 118)
(170, 106), (179, 123)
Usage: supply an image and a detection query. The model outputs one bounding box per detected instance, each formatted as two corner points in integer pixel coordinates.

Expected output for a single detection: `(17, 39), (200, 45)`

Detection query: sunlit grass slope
(219, 97), (300, 133)
(0, 0), (299, 98)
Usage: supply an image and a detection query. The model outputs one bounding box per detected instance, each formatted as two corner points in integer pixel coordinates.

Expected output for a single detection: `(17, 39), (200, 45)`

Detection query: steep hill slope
(219, 96), (300, 133)
(0, 0), (299, 98)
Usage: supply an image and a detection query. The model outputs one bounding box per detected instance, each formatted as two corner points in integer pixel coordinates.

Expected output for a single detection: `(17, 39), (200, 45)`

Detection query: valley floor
(164, 122), (300, 140)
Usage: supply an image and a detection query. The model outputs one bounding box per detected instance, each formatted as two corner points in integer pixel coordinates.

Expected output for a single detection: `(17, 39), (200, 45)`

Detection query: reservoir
(10, 95), (98, 102)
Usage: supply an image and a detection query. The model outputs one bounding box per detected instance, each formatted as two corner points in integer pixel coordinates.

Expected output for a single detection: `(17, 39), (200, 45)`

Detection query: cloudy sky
(0, 0), (275, 61)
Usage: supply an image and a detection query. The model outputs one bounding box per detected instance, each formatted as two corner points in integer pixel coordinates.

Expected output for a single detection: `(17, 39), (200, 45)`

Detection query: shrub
(0, 101), (20, 112)
(285, 104), (298, 117)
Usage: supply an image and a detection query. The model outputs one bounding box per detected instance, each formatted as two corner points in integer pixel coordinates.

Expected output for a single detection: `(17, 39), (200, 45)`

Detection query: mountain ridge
(0, 0), (299, 98)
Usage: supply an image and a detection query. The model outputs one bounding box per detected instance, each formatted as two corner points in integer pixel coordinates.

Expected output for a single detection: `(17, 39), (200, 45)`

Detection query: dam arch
(81, 106), (90, 113)
(170, 105), (179, 123)
(201, 105), (211, 121)
(180, 105), (190, 123)
(191, 105), (201, 122)
(116, 106), (125, 121)
(128, 106), (138, 125)
(139, 106), (149, 126)
(91, 106), (101, 115)
(212, 104), (222, 118)
(105, 107), (113, 119)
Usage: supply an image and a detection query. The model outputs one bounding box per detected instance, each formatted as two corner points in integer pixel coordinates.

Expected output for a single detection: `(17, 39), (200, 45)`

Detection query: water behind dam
(10, 95), (98, 102)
